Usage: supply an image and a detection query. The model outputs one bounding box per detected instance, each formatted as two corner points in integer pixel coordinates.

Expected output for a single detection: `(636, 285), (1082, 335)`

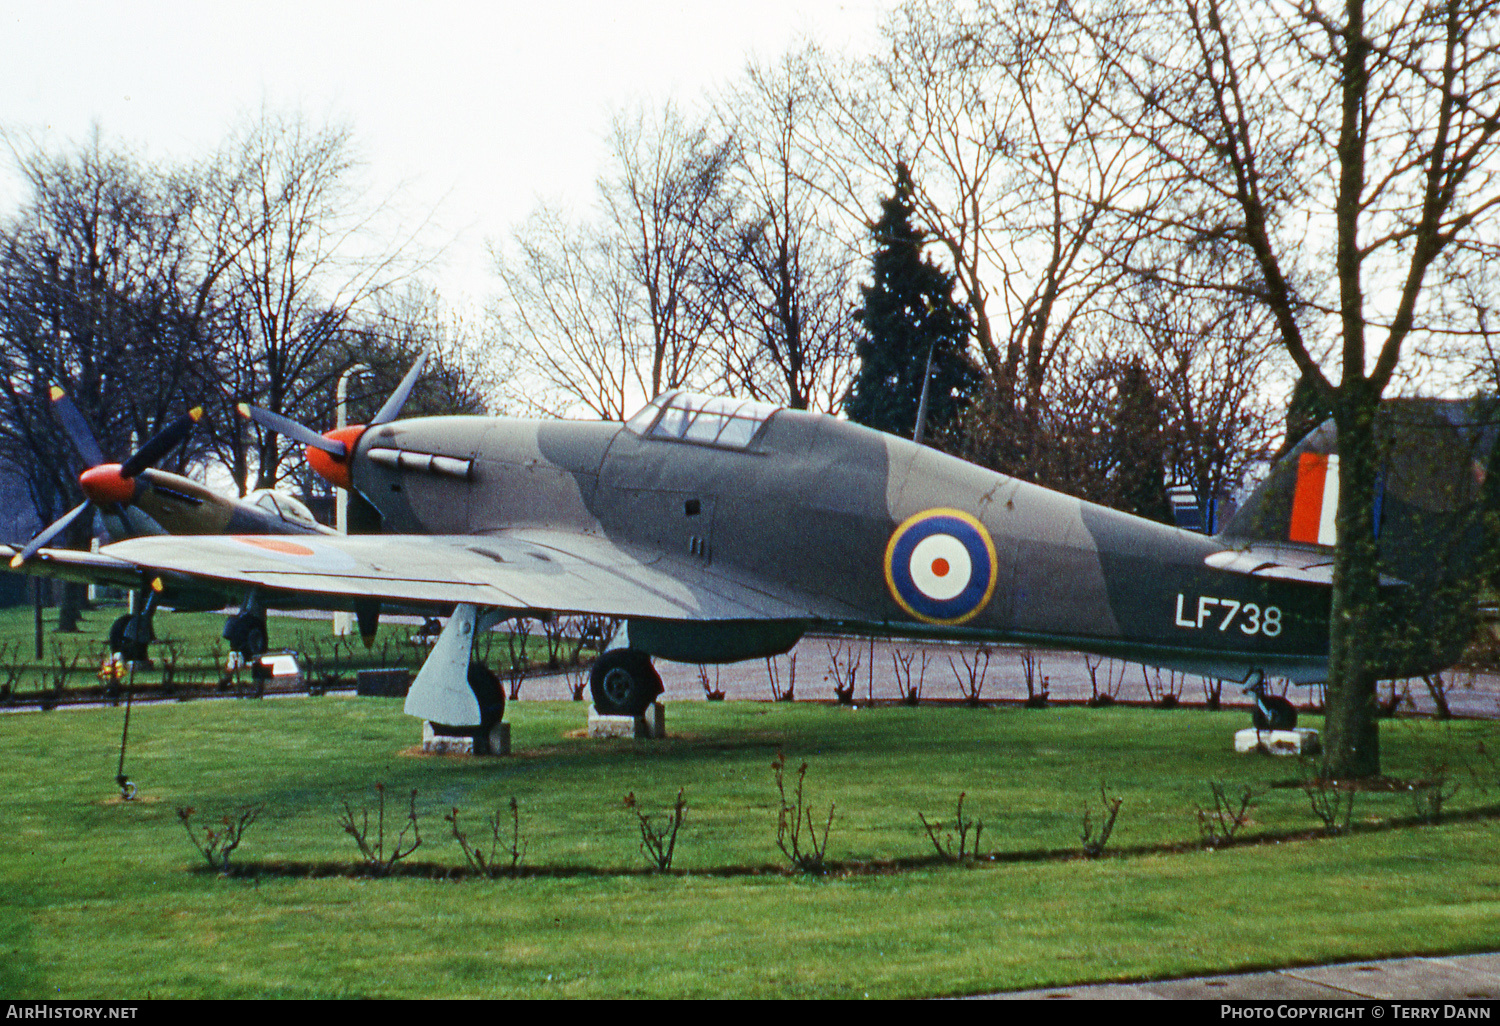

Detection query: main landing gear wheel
(431, 663), (507, 754)
(590, 650), (663, 717)
(1252, 694), (1298, 731)
(108, 614), (153, 663)
(222, 612), (268, 661)
(469, 662), (506, 735)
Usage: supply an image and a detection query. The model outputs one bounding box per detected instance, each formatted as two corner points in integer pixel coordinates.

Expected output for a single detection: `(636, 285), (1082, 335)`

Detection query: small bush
(766, 654), (796, 702)
(772, 752), (834, 873)
(1197, 781), (1255, 848)
(1080, 783), (1123, 858)
(948, 648), (990, 707)
(1141, 665), (1184, 708)
(339, 784), (422, 876)
(446, 798), (525, 877)
(697, 665), (724, 701)
(892, 647), (930, 706)
(177, 804), (264, 874)
(1019, 650), (1048, 708)
(918, 791), (984, 862)
(1084, 656), (1126, 707)
(825, 642), (859, 703)
(1301, 764), (1355, 836)
(624, 789), (687, 872)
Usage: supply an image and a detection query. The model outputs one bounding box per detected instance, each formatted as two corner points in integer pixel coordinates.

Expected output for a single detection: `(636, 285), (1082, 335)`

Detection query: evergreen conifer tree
(846, 164), (978, 441)
(1107, 357), (1171, 523)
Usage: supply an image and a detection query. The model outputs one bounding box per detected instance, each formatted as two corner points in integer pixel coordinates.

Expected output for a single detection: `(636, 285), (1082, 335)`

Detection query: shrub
(624, 789), (688, 872)
(177, 804), (264, 874)
(1080, 783), (1123, 858)
(1197, 781), (1255, 848)
(772, 752), (834, 873)
(446, 798), (525, 877)
(339, 784), (422, 876)
(948, 648), (990, 707)
(1301, 763), (1355, 836)
(918, 791), (984, 862)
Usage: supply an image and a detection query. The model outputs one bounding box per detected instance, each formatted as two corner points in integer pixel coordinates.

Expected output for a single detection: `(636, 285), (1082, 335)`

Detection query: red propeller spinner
(78, 464), (139, 505)
(235, 347), (429, 495)
(305, 426), (367, 491)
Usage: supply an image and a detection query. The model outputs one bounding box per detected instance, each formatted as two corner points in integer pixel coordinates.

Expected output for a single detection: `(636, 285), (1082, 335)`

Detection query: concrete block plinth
(423, 721), (510, 756)
(1235, 727), (1320, 756)
(588, 703), (666, 739)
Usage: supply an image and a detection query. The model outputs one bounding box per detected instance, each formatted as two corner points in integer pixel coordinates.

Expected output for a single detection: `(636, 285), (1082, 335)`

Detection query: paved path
(980, 952), (1500, 1000)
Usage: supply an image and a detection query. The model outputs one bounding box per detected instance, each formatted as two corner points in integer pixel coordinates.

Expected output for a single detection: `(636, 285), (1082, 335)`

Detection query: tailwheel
(589, 650), (663, 717)
(1252, 694), (1298, 731)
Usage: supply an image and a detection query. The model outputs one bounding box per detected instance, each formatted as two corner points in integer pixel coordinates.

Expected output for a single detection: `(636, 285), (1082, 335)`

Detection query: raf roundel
(884, 509), (998, 625)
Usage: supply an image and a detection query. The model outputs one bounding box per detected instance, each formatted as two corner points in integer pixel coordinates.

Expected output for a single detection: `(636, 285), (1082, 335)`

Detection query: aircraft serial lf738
(4, 369), (1495, 737)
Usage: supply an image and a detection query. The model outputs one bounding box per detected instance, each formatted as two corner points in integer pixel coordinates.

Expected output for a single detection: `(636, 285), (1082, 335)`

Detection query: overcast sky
(0, 0), (898, 303)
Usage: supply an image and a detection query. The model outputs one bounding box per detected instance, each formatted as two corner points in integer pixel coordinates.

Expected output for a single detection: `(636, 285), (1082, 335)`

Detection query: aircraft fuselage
(351, 407), (1346, 683)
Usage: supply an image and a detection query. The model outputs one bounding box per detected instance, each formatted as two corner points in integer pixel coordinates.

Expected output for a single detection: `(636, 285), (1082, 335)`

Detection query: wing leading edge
(27, 529), (852, 626)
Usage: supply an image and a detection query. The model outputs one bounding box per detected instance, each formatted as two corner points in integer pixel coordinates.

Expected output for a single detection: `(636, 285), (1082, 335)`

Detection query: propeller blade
(10, 501), (92, 567)
(371, 346), (431, 425)
(119, 407), (203, 479)
(236, 404), (348, 457)
(48, 388), (106, 468)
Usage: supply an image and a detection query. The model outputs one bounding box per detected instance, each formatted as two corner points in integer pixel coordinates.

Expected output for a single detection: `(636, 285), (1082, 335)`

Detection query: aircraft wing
(1, 530), (857, 623)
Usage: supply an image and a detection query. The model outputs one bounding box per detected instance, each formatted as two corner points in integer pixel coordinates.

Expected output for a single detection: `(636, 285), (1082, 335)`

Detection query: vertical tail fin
(1220, 398), (1500, 675)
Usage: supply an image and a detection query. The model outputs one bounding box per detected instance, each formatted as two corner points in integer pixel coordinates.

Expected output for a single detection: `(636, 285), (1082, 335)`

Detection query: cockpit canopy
(247, 489), (321, 527)
(625, 392), (780, 450)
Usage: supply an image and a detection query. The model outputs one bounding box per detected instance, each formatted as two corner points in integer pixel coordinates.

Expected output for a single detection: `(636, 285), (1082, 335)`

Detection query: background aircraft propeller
(10, 390), (202, 567)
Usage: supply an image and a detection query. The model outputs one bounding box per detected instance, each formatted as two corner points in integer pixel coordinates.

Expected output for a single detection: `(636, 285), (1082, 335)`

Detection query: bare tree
(810, 0), (1159, 468)
(207, 111), (420, 494)
(1079, 0), (1500, 776)
(490, 204), (642, 419)
(1120, 262), (1284, 517)
(0, 133), (230, 626)
(601, 105), (737, 401)
(714, 53), (859, 413)
(493, 105), (735, 419)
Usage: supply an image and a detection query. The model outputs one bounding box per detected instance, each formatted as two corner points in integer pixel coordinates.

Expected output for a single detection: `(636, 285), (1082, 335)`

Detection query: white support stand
(1235, 727), (1321, 756)
(588, 703), (666, 739)
(403, 603), (504, 726)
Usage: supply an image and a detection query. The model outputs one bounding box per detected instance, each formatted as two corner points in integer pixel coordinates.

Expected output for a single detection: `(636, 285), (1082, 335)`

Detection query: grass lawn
(1, 697), (1498, 998)
(0, 601), (559, 702)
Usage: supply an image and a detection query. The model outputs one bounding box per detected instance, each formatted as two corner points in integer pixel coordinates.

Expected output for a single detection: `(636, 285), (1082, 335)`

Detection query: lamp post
(332, 364), (370, 635)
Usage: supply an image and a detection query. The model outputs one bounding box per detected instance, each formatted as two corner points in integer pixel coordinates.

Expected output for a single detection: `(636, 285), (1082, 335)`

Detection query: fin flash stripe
(1289, 453), (1339, 546)
(884, 508), (997, 625)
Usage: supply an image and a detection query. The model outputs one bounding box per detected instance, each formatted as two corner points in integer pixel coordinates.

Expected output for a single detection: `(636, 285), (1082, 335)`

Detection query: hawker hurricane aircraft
(5, 381), (1495, 737)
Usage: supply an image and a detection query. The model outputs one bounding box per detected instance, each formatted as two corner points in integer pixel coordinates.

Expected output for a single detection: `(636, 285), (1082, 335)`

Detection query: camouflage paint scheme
(100, 468), (335, 541)
(7, 393), (1492, 701)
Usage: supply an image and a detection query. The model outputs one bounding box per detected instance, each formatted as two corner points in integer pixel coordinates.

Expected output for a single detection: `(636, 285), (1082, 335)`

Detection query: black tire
(223, 614), (268, 660)
(1252, 694), (1298, 730)
(430, 663), (507, 752)
(468, 662), (506, 731)
(108, 614), (151, 662)
(590, 650), (663, 717)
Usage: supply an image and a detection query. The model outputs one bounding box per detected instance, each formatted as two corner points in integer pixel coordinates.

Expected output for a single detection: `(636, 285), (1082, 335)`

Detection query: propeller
(10, 390), (203, 567)
(236, 347), (430, 490)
